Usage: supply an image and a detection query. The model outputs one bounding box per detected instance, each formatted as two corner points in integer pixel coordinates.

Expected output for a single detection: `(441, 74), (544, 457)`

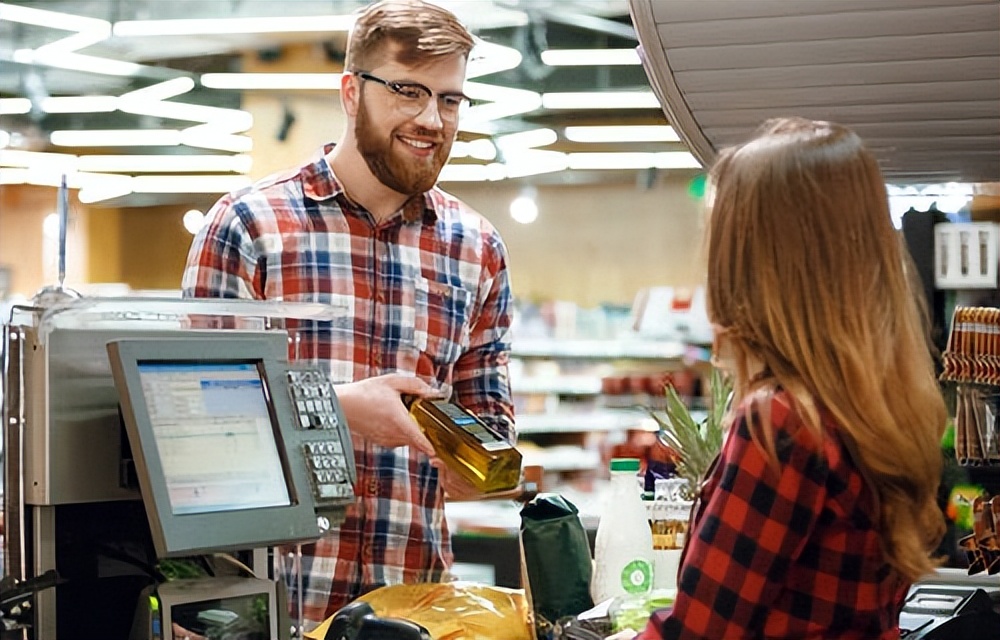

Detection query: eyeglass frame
(352, 71), (470, 122)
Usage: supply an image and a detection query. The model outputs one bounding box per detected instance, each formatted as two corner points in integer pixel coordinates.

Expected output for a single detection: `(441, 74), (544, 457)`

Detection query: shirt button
(367, 479), (380, 495)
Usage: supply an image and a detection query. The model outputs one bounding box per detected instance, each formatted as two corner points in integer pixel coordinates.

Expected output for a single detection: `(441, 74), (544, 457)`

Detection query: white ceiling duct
(628, 0), (1000, 184)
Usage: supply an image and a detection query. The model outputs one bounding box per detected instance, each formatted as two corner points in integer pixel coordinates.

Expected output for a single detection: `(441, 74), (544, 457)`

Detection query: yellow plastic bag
(306, 582), (533, 640)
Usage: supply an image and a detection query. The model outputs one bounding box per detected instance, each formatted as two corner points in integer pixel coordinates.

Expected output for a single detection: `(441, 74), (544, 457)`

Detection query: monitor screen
(136, 362), (290, 515)
(108, 334), (329, 558)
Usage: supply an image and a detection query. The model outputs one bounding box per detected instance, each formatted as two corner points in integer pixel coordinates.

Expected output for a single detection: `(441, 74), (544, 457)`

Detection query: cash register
(898, 571), (1000, 639)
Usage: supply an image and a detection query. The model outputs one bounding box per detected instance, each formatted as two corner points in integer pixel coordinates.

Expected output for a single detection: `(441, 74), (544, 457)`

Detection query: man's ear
(341, 72), (360, 117)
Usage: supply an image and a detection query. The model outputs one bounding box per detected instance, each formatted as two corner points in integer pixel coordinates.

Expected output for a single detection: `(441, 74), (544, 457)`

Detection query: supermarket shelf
(511, 375), (603, 395)
(517, 409), (658, 434)
(511, 338), (686, 360)
(521, 446), (601, 471)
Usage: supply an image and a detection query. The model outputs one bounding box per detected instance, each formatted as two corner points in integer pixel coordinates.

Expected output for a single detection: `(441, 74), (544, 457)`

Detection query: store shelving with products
(509, 335), (709, 484)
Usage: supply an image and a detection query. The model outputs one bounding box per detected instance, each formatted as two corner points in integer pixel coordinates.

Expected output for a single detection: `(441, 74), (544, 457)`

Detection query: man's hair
(345, 0), (475, 71)
(705, 117), (946, 583)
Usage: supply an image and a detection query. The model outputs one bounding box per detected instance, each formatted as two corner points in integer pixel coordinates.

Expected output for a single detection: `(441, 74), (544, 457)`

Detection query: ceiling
(1, 0), (698, 205)
(629, 0), (1000, 185)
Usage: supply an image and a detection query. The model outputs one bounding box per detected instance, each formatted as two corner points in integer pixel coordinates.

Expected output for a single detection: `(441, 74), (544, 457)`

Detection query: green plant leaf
(646, 367), (733, 497)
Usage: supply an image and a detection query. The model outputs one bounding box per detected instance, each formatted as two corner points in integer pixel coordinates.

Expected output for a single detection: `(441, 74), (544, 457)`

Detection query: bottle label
(620, 559), (653, 594)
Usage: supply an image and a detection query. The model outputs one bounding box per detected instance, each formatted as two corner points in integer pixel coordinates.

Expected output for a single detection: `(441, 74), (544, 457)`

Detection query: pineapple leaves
(646, 368), (733, 498)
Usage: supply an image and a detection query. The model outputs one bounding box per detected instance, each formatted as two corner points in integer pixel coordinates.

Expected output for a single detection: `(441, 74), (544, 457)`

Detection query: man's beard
(355, 98), (451, 196)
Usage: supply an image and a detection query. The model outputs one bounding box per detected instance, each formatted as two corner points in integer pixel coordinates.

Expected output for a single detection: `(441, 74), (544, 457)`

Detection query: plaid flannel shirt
(181, 145), (514, 628)
(639, 390), (908, 639)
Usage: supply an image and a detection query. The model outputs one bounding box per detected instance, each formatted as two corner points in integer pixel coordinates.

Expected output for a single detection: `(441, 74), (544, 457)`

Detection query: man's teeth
(401, 137), (433, 149)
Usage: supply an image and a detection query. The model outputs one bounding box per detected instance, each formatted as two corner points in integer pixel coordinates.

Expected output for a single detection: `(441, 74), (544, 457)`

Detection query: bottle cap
(609, 458), (641, 472)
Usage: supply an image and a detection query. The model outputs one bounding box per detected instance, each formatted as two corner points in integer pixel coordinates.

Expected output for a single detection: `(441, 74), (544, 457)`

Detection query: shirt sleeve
(639, 397), (830, 639)
(450, 227), (515, 443)
(181, 196), (261, 300)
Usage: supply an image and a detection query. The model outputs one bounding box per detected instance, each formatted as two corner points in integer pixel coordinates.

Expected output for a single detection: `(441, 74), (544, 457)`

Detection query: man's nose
(412, 97), (444, 129)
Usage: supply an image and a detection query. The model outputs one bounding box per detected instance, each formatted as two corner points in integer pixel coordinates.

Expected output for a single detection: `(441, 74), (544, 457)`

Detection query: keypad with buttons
(286, 368), (355, 507)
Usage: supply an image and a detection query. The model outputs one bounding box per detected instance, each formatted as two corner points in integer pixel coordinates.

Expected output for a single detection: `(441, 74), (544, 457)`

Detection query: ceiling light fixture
(466, 41), (523, 79)
(180, 125), (253, 153)
(0, 98), (31, 115)
(540, 48), (641, 66)
(51, 129), (183, 147)
(201, 73), (343, 90)
(503, 150), (569, 179)
(542, 92), (660, 110)
(509, 187), (539, 224)
(113, 15), (356, 37)
(40, 96), (119, 114)
(76, 154), (253, 174)
(0, 2), (108, 32)
(461, 83), (542, 129)
(566, 151), (701, 171)
(495, 128), (558, 151)
(13, 50), (142, 77)
(120, 78), (196, 102)
(564, 125), (680, 143)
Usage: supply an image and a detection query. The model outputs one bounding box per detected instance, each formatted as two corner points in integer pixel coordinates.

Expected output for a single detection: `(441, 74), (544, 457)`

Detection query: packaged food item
(405, 396), (521, 493)
(519, 494), (594, 628)
(306, 582), (533, 640)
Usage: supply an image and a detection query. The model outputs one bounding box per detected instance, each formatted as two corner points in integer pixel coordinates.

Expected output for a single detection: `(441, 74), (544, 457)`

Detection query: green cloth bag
(519, 494), (595, 626)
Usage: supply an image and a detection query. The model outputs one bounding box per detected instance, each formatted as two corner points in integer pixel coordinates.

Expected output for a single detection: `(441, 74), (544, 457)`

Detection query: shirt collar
(302, 143), (440, 224)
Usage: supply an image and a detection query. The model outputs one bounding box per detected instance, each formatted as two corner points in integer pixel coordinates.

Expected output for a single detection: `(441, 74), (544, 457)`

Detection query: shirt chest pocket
(410, 276), (472, 365)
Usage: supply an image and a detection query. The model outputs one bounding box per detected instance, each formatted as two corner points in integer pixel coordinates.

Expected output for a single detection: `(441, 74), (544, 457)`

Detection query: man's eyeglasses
(354, 71), (469, 122)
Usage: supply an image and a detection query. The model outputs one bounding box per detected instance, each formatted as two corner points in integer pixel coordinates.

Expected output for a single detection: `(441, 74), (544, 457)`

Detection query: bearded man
(182, 0), (514, 630)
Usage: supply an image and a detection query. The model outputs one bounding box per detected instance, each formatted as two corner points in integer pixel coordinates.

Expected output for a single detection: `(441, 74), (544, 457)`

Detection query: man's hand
(334, 374), (441, 456)
(431, 459), (483, 501)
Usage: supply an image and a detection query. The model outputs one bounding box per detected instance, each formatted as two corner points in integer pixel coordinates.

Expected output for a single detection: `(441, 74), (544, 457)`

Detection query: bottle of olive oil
(404, 396), (521, 494)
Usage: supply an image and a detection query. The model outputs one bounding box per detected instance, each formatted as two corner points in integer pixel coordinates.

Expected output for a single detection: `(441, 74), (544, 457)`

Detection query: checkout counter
(1, 297), (359, 640)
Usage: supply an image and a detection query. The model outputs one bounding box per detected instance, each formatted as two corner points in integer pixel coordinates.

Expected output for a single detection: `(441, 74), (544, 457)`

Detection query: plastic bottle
(591, 458), (655, 603)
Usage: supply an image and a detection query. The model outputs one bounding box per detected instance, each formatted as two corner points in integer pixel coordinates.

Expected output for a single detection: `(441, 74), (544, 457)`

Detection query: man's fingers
(412, 430), (436, 457)
(386, 374), (435, 396)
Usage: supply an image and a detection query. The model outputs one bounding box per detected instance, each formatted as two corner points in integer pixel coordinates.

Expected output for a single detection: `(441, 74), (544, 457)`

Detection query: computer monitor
(131, 576), (280, 640)
(108, 335), (331, 558)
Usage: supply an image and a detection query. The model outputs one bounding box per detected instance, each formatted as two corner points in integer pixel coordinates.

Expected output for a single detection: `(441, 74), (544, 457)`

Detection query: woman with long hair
(638, 117), (946, 639)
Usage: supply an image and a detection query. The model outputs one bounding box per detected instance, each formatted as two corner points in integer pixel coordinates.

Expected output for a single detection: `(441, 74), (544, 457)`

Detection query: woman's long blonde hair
(706, 117), (946, 582)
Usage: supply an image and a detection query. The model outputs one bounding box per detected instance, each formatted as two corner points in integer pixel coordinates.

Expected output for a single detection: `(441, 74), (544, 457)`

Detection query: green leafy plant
(647, 368), (732, 500)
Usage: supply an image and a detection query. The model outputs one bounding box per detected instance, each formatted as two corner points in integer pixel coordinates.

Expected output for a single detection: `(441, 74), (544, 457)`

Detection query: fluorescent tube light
(565, 151), (701, 171)
(0, 2), (108, 32)
(14, 50), (142, 76)
(113, 15), (355, 37)
(564, 125), (679, 143)
(40, 96), (119, 114)
(51, 129), (183, 147)
(0, 98), (31, 115)
(34, 28), (111, 55)
(180, 126), (253, 153)
(461, 83), (542, 127)
(495, 129), (557, 151)
(119, 99), (254, 129)
(654, 152), (702, 169)
(0, 168), (28, 185)
(76, 154), (253, 174)
(121, 78), (196, 102)
(503, 150), (569, 178)
(130, 175), (252, 194)
(541, 49), (641, 66)
(0, 130), (9, 149)
(0, 149), (78, 170)
(467, 41), (522, 79)
(542, 92), (659, 110)
(201, 73), (343, 90)
(439, 164), (492, 182)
